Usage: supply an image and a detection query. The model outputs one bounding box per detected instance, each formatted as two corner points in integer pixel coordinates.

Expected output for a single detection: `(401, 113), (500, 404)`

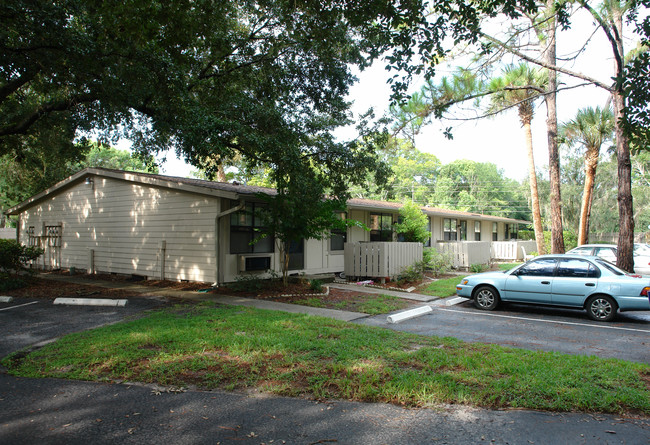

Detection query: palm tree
(559, 106), (614, 245)
(488, 64), (548, 255)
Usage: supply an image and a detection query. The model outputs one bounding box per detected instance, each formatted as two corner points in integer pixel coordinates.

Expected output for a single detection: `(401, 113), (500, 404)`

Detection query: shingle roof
(7, 167), (530, 224)
(346, 198), (529, 224)
(92, 167), (277, 196)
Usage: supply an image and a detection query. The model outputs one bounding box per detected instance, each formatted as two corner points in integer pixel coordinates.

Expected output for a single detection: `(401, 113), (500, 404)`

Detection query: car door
(551, 258), (600, 307)
(503, 258), (557, 303)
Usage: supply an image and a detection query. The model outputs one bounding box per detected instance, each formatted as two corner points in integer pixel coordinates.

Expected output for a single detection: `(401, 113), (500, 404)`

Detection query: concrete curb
(0, 296), (15, 303)
(386, 305), (433, 323)
(53, 298), (128, 307)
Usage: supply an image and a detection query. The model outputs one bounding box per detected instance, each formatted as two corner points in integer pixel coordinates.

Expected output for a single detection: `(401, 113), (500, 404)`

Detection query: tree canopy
(0, 141), (158, 227)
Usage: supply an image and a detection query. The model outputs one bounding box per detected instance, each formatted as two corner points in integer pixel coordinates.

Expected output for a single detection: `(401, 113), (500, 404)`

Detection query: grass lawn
(498, 262), (523, 271)
(4, 303), (649, 415)
(420, 276), (462, 297)
(418, 263), (523, 298)
(292, 293), (414, 315)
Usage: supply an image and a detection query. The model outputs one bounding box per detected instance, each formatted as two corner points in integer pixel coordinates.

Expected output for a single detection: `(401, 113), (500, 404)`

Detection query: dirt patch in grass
(8, 272), (424, 314)
(3, 276), (146, 300)
(211, 282), (421, 313)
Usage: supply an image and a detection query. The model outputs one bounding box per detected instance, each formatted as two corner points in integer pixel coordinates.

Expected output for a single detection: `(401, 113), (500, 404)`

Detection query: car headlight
(461, 279), (469, 285)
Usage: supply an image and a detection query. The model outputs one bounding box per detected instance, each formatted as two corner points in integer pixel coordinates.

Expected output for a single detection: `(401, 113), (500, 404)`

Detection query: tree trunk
(611, 9), (634, 272)
(577, 147), (599, 245)
(524, 120), (545, 254)
(282, 247), (290, 286)
(544, 2), (565, 253)
(215, 159), (227, 182)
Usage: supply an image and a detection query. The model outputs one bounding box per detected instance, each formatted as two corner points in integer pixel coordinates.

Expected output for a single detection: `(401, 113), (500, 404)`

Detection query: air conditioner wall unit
(238, 255), (272, 272)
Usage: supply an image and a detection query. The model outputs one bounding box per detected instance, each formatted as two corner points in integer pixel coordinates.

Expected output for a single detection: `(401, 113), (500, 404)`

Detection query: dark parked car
(456, 254), (650, 321)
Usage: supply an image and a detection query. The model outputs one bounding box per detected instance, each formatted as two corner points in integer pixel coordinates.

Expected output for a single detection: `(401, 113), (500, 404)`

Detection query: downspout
(214, 200), (245, 286)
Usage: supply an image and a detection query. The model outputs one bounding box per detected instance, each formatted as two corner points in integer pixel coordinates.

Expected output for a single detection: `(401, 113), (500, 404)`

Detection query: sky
(151, 7), (634, 182)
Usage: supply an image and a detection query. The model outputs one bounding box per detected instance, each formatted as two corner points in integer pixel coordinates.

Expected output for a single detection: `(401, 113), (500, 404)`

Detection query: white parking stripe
(0, 301), (40, 312)
(437, 307), (650, 334)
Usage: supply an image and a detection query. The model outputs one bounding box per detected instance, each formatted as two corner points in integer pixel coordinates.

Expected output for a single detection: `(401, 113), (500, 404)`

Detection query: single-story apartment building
(6, 168), (529, 284)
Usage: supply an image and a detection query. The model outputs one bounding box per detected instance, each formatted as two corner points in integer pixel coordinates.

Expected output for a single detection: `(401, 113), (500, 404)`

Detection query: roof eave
(6, 167), (241, 215)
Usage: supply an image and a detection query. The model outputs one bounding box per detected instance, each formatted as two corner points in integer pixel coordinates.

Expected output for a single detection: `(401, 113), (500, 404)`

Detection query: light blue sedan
(456, 254), (650, 322)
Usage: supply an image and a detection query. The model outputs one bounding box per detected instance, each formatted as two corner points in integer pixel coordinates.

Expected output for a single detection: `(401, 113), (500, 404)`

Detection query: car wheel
(586, 295), (618, 322)
(473, 285), (500, 311)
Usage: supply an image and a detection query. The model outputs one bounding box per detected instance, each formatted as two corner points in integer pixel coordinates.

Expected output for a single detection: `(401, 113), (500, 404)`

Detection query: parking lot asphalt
(1, 278), (650, 443)
(0, 295), (168, 360)
(2, 373), (650, 445)
(360, 299), (650, 364)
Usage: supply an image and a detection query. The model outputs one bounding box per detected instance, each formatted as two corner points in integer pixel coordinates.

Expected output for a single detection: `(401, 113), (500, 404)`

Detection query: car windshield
(594, 258), (626, 276)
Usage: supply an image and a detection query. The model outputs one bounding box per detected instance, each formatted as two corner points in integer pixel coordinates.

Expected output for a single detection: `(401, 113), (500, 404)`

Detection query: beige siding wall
(18, 177), (219, 282)
(219, 229), (347, 283)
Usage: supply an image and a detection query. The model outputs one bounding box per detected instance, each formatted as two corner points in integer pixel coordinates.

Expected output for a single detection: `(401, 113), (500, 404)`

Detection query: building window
(370, 213), (393, 241)
(230, 203), (274, 254)
(474, 221), (481, 241)
(27, 226), (36, 247)
(508, 224), (518, 239)
(492, 222), (498, 241)
(459, 220), (467, 241)
(444, 218), (457, 241)
(330, 212), (347, 251)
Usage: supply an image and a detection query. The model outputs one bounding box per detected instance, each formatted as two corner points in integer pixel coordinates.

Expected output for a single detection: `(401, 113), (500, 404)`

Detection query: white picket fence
(344, 242), (423, 281)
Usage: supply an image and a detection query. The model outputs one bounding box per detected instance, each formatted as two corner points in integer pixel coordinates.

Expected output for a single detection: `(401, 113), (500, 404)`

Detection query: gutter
(214, 200), (245, 286)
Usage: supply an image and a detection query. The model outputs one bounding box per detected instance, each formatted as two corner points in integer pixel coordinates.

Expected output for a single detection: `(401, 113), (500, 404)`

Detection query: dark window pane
(331, 232), (345, 250)
(230, 230), (252, 254)
(230, 202), (273, 254)
(252, 235), (274, 253)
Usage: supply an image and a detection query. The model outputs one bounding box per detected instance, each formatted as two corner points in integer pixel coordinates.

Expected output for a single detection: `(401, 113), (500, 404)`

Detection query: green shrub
(397, 261), (426, 283)
(423, 248), (454, 277)
(309, 279), (324, 293)
(0, 277), (27, 291)
(470, 263), (487, 273)
(0, 239), (44, 277)
(517, 230), (535, 241)
(230, 274), (267, 293)
(394, 201), (431, 244)
(543, 230), (578, 253)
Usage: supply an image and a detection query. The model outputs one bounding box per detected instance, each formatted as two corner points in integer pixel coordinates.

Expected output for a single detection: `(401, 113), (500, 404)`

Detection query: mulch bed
(3, 278), (146, 300)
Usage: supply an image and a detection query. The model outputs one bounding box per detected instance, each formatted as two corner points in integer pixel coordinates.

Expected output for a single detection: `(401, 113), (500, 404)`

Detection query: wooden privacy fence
(344, 242), (423, 281)
(436, 240), (538, 269)
(436, 241), (492, 269)
(0, 228), (16, 240)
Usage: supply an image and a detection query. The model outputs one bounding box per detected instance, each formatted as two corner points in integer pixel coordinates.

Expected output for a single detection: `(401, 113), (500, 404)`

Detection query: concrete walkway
(38, 273), (370, 321)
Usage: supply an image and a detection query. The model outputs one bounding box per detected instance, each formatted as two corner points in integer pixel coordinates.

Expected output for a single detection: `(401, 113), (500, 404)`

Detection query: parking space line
(0, 301), (40, 312)
(436, 307), (650, 334)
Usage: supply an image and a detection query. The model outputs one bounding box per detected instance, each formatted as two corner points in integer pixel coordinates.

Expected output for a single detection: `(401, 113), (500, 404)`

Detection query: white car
(567, 243), (650, 275)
